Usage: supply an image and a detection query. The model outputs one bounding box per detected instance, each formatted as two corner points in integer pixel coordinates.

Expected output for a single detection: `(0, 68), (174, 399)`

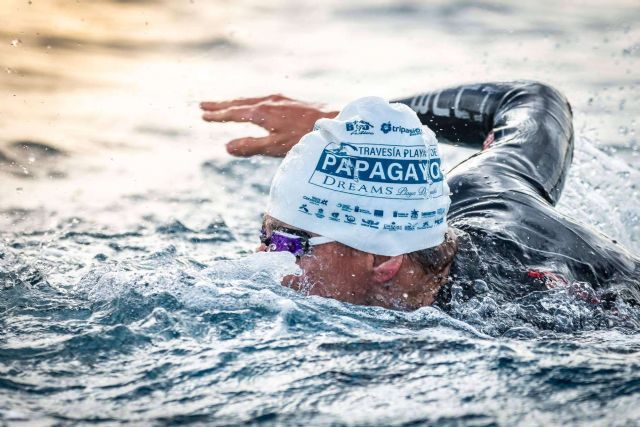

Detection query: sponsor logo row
(345, 120), (422, 136)
(299, 195), (445, 231)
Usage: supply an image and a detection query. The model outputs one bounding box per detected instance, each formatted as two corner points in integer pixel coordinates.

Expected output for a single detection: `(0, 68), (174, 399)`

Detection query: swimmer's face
(259, 215), (374, 305)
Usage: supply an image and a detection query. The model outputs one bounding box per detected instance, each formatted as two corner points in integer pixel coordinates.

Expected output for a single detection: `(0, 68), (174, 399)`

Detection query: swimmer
(200, 82), (640, 311)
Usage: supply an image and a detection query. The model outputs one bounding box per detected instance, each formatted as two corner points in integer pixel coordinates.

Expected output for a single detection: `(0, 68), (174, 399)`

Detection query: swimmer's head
(258, 214), (457, 309)
(263, 97), (453, 308)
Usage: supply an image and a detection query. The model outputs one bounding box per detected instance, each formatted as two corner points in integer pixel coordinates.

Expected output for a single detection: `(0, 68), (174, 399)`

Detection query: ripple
(9, 140), (65, 158)
(155, 220), (235, 243)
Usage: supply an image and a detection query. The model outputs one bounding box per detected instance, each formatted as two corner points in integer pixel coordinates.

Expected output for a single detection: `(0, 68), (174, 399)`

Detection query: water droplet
(10, 39), (22, 47)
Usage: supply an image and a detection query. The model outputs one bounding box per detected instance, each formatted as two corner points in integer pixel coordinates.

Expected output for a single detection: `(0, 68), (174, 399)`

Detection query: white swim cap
(267, 96), (450, 256)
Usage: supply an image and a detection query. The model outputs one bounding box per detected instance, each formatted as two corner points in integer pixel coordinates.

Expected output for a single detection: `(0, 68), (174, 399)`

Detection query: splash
(76, 251), (301, 309)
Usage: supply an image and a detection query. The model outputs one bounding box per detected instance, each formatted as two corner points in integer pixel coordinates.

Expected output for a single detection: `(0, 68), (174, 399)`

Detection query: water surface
(1, 0), (640, 425)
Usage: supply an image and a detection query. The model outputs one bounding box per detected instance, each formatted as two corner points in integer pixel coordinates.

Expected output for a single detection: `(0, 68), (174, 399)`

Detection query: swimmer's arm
(394, 83), (508, 146)
(200, 95), (337, 157)
(393, 81), (573, 149)
(394, 81), (574, 205)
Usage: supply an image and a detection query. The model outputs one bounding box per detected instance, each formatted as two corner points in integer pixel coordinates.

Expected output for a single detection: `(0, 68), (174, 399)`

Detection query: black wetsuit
(395, 82), (640, 309)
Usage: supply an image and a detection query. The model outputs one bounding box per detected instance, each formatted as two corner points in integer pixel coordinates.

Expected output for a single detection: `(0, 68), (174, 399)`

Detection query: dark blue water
(2, 247), (640, 426)
(2, 0), (640, 425)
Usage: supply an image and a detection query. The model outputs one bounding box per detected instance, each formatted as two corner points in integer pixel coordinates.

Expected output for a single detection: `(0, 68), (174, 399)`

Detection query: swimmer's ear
(371, 255), (404, 284)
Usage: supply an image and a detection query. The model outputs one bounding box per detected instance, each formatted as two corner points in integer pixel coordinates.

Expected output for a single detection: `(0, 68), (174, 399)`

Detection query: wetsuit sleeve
(394, 82), (574, 205)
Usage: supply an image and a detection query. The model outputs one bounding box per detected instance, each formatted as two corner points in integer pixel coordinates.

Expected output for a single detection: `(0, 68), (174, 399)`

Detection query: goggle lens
(260, 229), (308, 256)
(260, 228), (336, 257)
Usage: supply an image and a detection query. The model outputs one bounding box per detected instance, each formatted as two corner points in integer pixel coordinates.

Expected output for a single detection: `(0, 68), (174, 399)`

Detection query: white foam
(558, 137), (640, 252)
(75, 251), (301, 312)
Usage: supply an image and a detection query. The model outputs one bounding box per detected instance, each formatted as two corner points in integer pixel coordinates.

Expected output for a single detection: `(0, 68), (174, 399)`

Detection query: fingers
(202, 105), (256, 123)
(200, 94), (291, 112)
(226, 136), (288, 157)
(226, 136), (273, 157)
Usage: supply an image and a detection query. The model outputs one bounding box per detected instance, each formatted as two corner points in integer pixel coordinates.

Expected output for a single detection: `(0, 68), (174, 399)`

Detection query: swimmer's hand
(200, 95), (338, 157)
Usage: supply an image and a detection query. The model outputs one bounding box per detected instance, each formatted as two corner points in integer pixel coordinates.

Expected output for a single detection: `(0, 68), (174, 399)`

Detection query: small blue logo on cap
(346, 120), (374, 135)
(380, 121), (422, 136)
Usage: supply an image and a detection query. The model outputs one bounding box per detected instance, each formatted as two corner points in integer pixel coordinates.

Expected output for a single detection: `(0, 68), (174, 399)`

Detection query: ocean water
(1, 0), (640, 425)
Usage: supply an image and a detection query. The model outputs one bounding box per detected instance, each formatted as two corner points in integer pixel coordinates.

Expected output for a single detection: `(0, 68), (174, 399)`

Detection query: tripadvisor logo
(380, 121), (422, 136)
(346, 120), (374, 135)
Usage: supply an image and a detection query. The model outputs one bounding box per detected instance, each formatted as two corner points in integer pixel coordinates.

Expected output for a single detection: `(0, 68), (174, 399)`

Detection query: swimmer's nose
(256, 243), (267, 252)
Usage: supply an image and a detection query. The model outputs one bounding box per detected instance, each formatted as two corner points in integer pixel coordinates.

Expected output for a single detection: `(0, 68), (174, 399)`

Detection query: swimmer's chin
(282, 273), (302, 291)
(281, 273), (422, 311)
(282, 273), (330, 298)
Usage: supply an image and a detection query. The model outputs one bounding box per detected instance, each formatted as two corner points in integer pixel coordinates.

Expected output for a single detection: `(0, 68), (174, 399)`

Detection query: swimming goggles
(260, 227), (335, 257)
